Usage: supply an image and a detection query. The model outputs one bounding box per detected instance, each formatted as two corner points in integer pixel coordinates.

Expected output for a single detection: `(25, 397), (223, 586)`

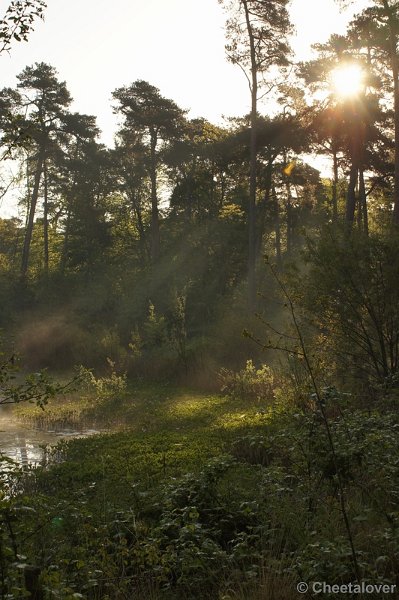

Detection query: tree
(255, 101), (314, 258)
(304, 227), (399, 387)
(0, 0), (45, 55)
(337, 0), (399, 224)
(219, 0), (292, 308)
(112, 127), (151, 263)
(112, 81), (186, 262)
(298, 34), (387, 231)
(297, 37), (352, 221)
(9, 62), (72, 276)
(55, 113), (113, 276)
(0, 2), (47, 161)
(166, 118), (232, 223)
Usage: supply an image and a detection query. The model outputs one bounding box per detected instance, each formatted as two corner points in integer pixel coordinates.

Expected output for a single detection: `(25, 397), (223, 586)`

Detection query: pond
(0, 407), (99, 466)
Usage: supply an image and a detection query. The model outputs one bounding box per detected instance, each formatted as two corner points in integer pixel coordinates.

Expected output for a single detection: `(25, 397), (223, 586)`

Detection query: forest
(1, 0), (399, 598)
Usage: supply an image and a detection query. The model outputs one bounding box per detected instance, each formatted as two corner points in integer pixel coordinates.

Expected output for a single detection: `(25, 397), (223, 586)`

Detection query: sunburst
(330, 63), (364, 99)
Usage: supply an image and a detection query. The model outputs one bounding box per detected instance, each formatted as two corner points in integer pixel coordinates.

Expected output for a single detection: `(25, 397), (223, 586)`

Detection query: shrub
(77, 365), (127, 402)
(218, 360), (275, 401)
(303, 227), (399, 393)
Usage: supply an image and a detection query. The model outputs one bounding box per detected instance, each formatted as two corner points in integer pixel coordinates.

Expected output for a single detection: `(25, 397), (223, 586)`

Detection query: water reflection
(0, 408), (99, 466)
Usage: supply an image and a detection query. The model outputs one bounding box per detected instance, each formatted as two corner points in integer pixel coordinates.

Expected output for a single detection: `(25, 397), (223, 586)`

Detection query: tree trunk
(131, 188), (149, 263)
(286, 196), (293, 254)
(149, 129), (160, 261)
(346, 163), (358, 226)
(60, 208), (71, 274)
(243, 0), (258, 310)
(43, 159), (49, 276)
(382, 0), (399, 224)
(256, 162), (273, 260)
(332, 147), (338, 221)
(283, 149), (293, 254)
(391, 51), (399, 224)
(273, 186), (282, 269)
(359, 169), (369, 235)
(21, 150), (44, 277)
(25, 159), (31, 229)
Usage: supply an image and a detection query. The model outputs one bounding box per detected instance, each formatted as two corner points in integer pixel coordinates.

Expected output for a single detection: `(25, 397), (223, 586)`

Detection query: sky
(0, 0), (367, 216)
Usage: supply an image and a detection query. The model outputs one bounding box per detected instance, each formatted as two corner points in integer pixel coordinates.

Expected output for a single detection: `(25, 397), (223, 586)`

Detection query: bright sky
(0, 0), (367, 216)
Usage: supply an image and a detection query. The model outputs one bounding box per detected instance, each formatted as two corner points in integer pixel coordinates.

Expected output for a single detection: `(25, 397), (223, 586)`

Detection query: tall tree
(112, 81), (186, 262)
(166, 118), (231, 223)
(14, 63), (72, 276)
(337, 0), (399, 224)
(298, 34), (386, 230)
(219, 0), (292, 308)
(50, 112), (115, 277)
(49, 112), (103, 274)
(112, 128), (150, 263)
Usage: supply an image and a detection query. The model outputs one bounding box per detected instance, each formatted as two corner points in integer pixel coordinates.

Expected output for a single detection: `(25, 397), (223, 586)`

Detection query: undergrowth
(2, 379), (399, 599)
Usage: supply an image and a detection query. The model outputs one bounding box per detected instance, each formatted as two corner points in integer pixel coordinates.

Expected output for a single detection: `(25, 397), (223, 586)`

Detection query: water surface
(0, 407), (99, 466)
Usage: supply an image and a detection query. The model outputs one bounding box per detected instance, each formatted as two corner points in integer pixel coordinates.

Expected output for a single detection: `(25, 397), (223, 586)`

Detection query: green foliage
(0, 0), (46, 54)
(219, 360), (275, 401)
(0, 352), (75, 408)
(77, 364), (127, 402)
(2, 7), (399, 597)
(143, 300), (168, 348)
(4, 377), (399, 598)
(303, 227), (399, 391)
(168, 291), (188, 368)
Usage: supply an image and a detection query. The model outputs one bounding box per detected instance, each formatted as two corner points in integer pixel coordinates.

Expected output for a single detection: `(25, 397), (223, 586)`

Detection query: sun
(330, 63), (365, 99)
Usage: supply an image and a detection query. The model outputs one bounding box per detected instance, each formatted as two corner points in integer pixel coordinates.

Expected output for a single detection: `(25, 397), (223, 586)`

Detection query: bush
(303, 227), (399, 393)
(218, 360), (275, 401)
(77, 365), (127, 402)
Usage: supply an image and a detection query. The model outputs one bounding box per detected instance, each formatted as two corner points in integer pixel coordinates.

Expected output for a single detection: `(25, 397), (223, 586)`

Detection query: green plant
(0, 352), (76, 408)
(303, 228), (399, 392)
(218, 360), (275, 402)
(77, 365), (127, 402)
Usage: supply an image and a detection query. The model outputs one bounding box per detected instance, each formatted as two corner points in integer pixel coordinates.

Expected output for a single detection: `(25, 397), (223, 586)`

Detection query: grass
(12, 379), (273, 514)
(6, 381), (287, 598)
(13, 378), (271, 433)
(5, 378), (399, 599)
